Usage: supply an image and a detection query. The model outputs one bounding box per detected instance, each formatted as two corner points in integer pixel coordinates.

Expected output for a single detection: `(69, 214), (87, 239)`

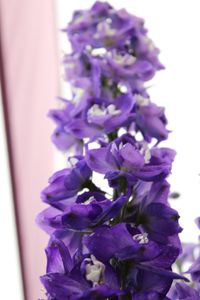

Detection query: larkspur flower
(38, 2), (191, 299)
(41, 239), (123, 299)
(41, 157), (93, 208)
(38, 192), (128, 232)
(86, 134), (175, 190)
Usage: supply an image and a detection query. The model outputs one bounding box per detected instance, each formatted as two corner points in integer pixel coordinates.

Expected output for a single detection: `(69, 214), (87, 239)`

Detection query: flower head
(38, 2), (186, 299)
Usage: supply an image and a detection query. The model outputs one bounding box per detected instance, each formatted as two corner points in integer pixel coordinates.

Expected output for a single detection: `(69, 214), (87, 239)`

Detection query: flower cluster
(37, 2), (197, 299)
(50, 1), (168, 154)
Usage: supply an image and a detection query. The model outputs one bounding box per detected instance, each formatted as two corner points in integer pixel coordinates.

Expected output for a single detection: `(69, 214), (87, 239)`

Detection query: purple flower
(106, 49), (156, 81)
(38, 1), (187, 298)
(86, 134), (175, 186)
(49, 99), (76, 151)
(49, 89), (136, 149)
(84, 223), (177, 266)
(86, 93), (135, 134)
(137, 202), (182, 243)
(66, 1), (163, 83)
(84, 223), (187, 295)
(38, 192), (127, 231)
(49, 79), (102, 152)
(41, 238), (122, 299)
(41, 157), (92, 208)
(134, 95), (169, 142)
(123, 180), (182, 245)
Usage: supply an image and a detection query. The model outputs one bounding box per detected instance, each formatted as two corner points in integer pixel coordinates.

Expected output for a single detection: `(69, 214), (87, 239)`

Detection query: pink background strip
(0, 1), (58, 299)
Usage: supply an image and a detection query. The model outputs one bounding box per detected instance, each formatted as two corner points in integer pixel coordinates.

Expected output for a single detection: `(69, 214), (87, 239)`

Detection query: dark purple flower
(41, 273), (122, 300)
(45, 239), (73, 274)
(127, 270), (173, 299)
(84, 223), (140, 262)
(84, 223), (181, 268)
(86, 93), (135, 134)
(38, 2), (185, 298)
(123, 179), (182, 244)
(138, 202), (182, 243)
(106, 49), (156, 81)
(65, 1), (163, 83)
(38, 193), (127, 231)
(41, 157), (92, 208)
(49, 82), (101, 151)
(41, 238), (122, 299)
(134, 94), (168, 142)
(86, 134), (175, 185)
(85, 223), (187, 296)
(59, 195), (127, 231)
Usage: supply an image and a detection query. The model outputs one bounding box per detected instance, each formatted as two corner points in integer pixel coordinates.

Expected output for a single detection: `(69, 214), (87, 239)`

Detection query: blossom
(41, 157), (92, 208)
(122, 180), (182, 244)
(86, 134), (175, 188)
(66, 1), (163, 82)
(41, 238), (122, 299)
(85, 224), (186, 296)
(39, 192), (127, 231)
(38, 2), (188, 299)
(134, 94), (169, 142)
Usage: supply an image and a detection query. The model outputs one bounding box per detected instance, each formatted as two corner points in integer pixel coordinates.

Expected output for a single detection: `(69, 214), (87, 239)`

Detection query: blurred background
(0, 1), (200, 299)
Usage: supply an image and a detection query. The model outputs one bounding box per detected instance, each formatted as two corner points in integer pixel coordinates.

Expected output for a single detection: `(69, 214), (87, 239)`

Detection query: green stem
(83, 180), (106, 194)
(108, 131), (118, 142)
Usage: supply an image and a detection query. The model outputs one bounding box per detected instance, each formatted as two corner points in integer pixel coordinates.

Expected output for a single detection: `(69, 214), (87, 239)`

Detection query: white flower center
(117, 83), (128, 94)
(109, 50), (136, 66)
(106, 18), (112, 24)
(69, 157), (79, 167)
(88, 104), (107, 118)
(88, 104), (120, 120)
(133, 232), (149, 244)
(135, 94), (150, 106)
(94, 21), (116, 39)
(144, 148), (151, 164)
(107, 104), (120, 115)
(85, 255), (105, 285)
(82, 196), (94, 205)
(140, 143), (151, 164)
(91, 47), (107, 57)
(71, 86), (85, 104)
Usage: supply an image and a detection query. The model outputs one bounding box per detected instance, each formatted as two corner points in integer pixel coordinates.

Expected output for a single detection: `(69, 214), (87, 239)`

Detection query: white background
(1, 1), (200, 298)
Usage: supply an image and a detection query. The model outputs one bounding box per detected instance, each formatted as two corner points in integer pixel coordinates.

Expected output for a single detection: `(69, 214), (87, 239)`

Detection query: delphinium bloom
(38, 2), (191, 299)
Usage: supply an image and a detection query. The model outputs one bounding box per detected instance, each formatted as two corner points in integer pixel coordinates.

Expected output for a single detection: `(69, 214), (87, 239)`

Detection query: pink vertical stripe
(0, 1), (58, 299)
